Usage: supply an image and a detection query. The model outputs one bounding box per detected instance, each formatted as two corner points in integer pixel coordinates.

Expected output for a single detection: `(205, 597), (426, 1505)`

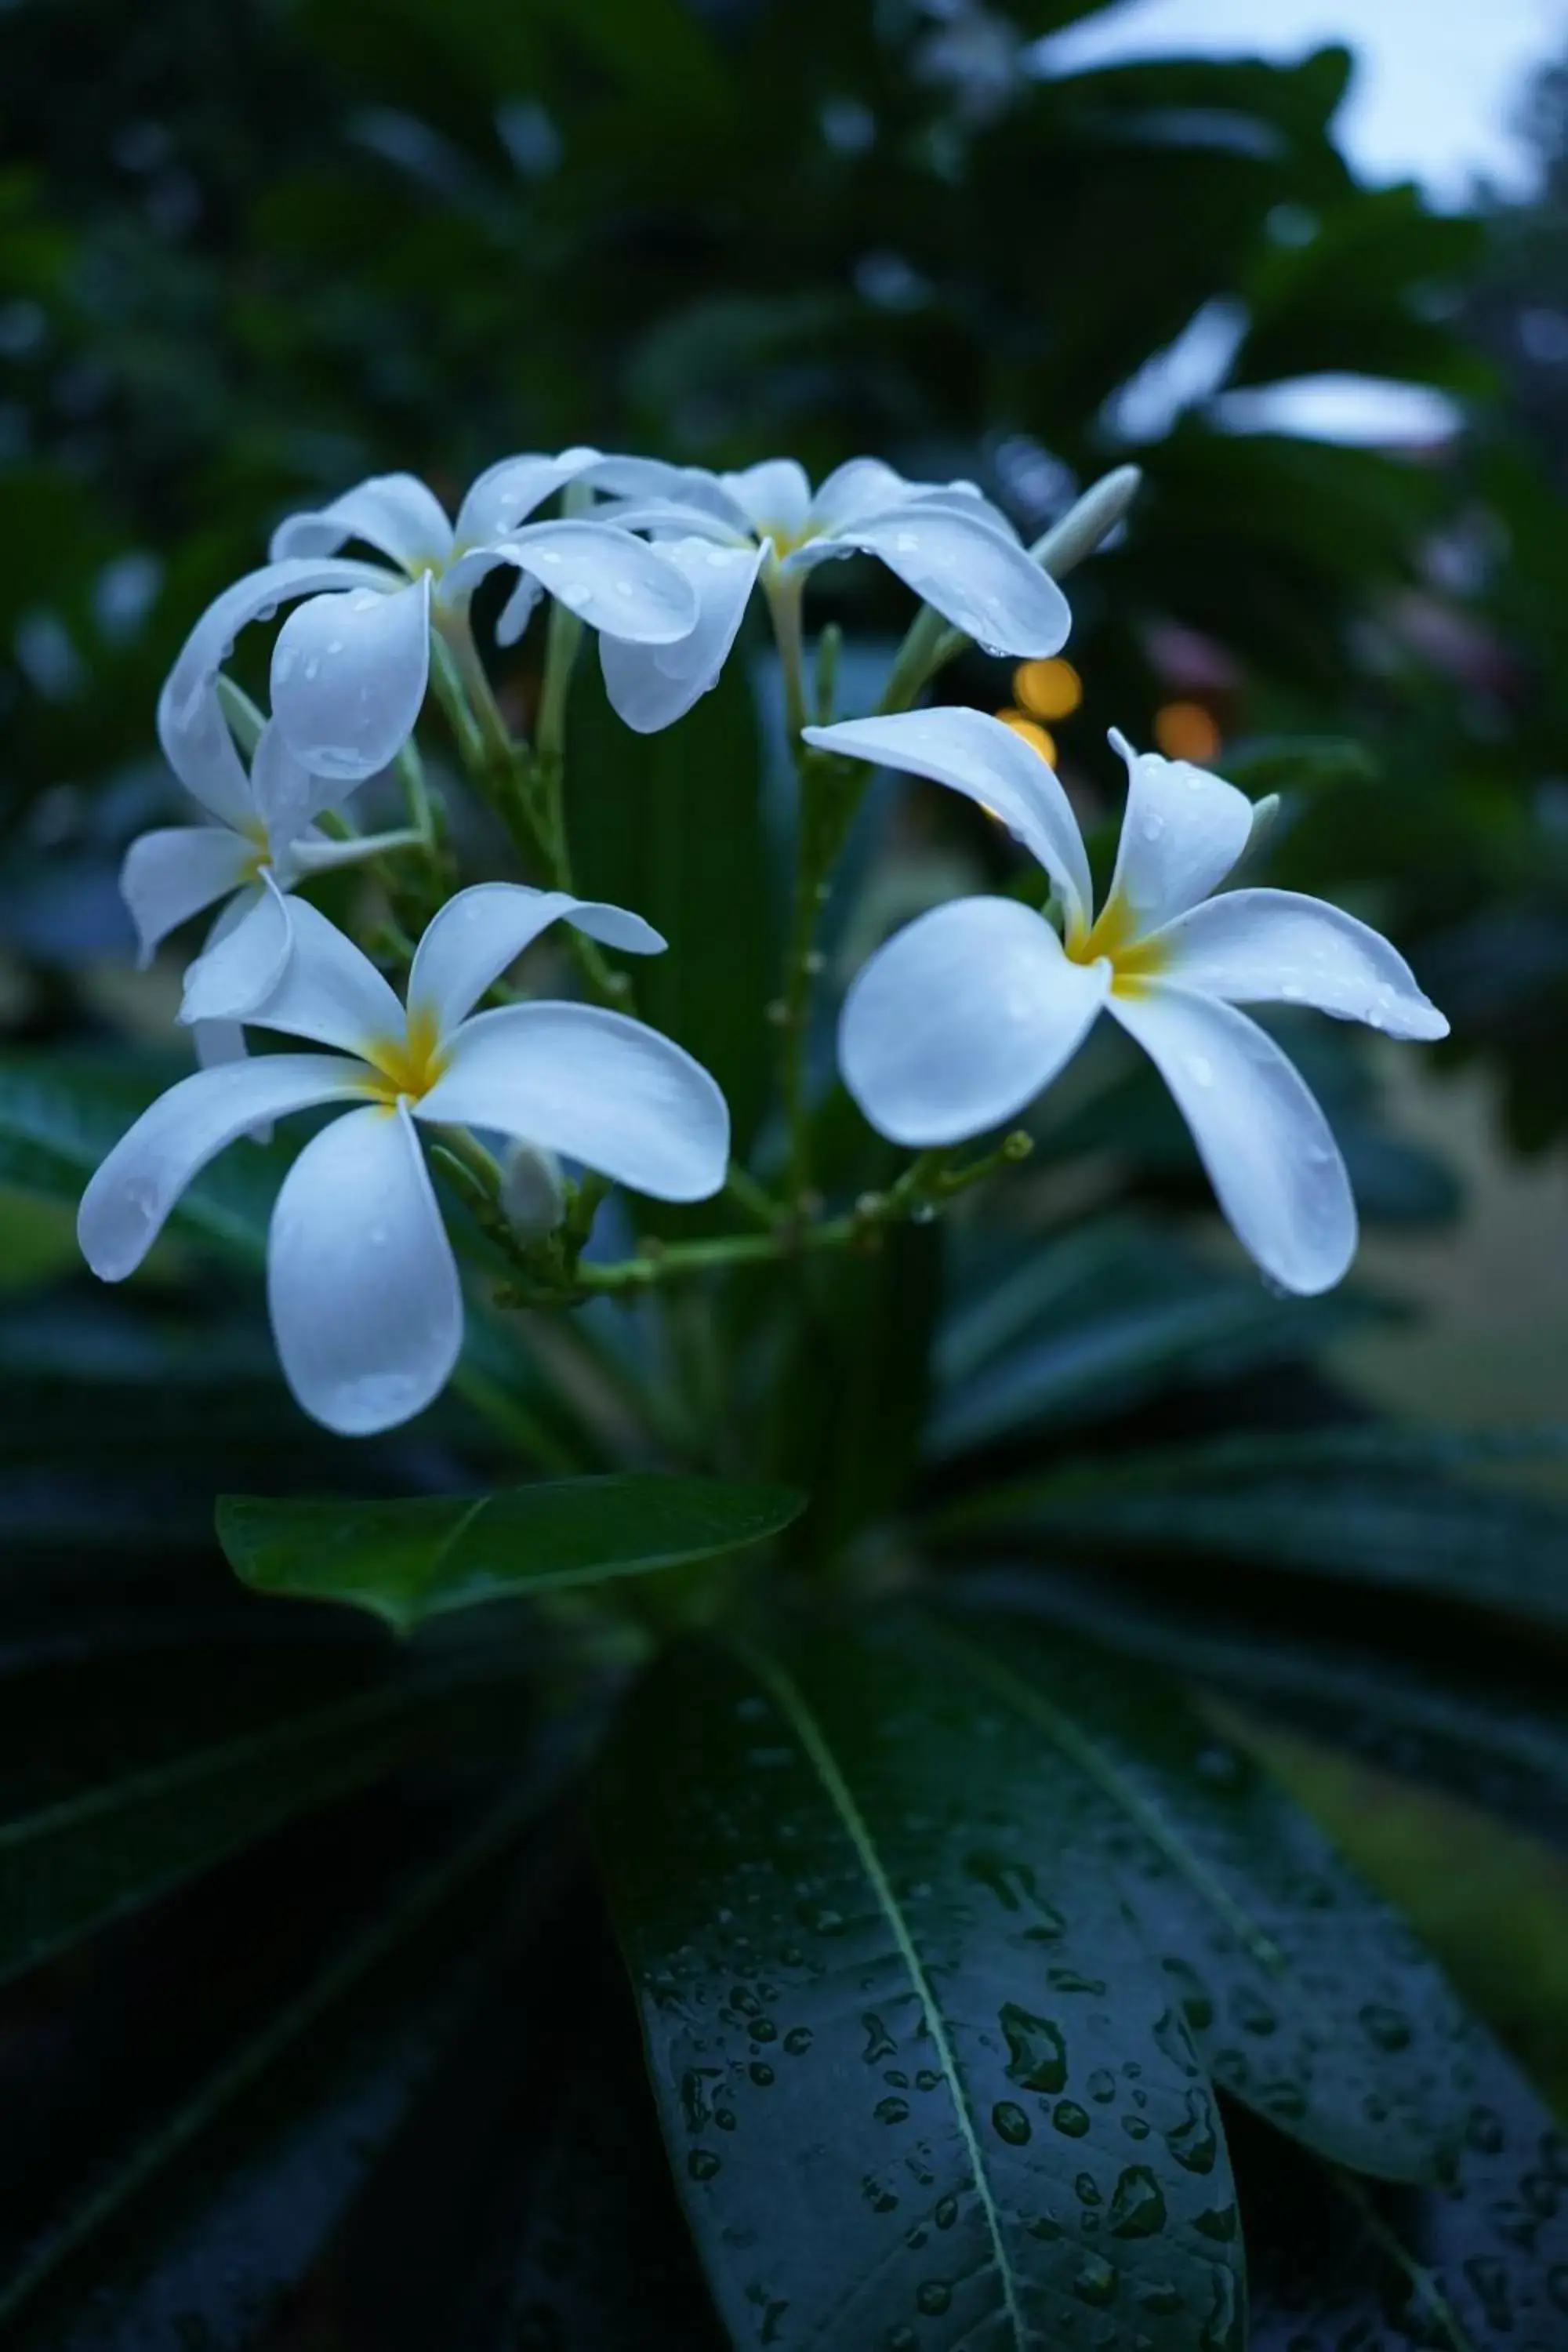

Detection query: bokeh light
(1013, 657), (1083, 721)
(1153, 700), (1222, 763)
(995, 709), (1058, 764)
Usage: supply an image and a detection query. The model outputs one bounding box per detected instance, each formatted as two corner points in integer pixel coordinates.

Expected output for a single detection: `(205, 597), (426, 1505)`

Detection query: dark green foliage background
(2, 3), (1567, 2347)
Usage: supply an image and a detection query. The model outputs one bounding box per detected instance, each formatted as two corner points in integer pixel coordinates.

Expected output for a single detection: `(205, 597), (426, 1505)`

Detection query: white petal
(829, 506), (1071, 657)
(839, 896), (1109, 1148)
(483, 522), (699, 645)
(452, 446), (604, 546)
(242, 895), (405, 1055)
(806, 459), (913, 533)
(721, 459), (812, 542)
(78, 1055), (367, 1281)
(120, 827), (252, 966)
(180, 874), (294, 1024)
(247, 717), (346, 848)
(192, 897), (266, 1126)
(408, 882), (665, 1036)
(417, 1004), (728, 1202)
(268, 473), (453, 571)
(804, 708), (1093, 935)
(157, 680), (255, 829)
(160, 557), (395, 742)
(600, 538), (764, 732)
(193, 1015), (249, 1073)
(1108, 984), (1356, 1294)
(1151, 889), (1450, 1040)
(580, 497), (746, 546)
(267, 1102), (462, 1436)
(494, 568), (543, 648)
(585, 456), (747, 528)
(270, 575), (431, 784)
(1104, 729), (1253, 933)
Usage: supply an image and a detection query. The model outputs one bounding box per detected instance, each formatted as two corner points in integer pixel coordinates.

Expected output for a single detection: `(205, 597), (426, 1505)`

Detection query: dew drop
(1109, 2165), (1167, 2241)
(1073, 2255), (1118, 2308)
(874, 2096), (909, 2126)
(1166, 2087), (1218, 2176)
(784, 2027), (813, 2055)
(1000, 2002), (1067, 2094)
(1054, 2100), (1091, 2138)
(992, 2100), (1032, 2147)
(1359, 2002), (1412, 2052)
(916, 2281), (951, 2317)
(688, 2149), (720, 2181)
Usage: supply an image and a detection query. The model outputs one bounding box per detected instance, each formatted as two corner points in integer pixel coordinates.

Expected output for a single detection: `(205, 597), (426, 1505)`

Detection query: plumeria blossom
(586, 456), (1073, 733)
(78, 884), (730, 1434)
(805, 709), (1449, 1295)
(158, 454), (700, 788)
(123, 682), (422, 1065)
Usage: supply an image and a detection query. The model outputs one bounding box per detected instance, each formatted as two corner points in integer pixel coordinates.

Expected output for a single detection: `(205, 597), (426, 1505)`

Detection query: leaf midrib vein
(731, 1635), (1028, 2351)
(941, 1625), (1287, 1977)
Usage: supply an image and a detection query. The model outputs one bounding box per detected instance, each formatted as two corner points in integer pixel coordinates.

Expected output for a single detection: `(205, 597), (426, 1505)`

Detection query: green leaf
(932, 1612), (1473, 2182)
(567, 649), (775, 1172)
(596, 1615), (1247, 2352)
(956, 1563), (1568, 1854)
(775, 1218), (945, 1558)
(0, 1053), (287, 1264)
(218, 1475), (806, 1632)
(1241, 2032), (1568, 2348)
(0, 1777), (556, 2337)
(0, 1660), (531, 1988)
(937, 1427), (1568, 1631)
(931, 1221), (1361, 1457)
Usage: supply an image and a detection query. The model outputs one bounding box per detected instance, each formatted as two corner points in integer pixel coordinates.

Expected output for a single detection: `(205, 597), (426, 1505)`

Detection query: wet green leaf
(938, 1427), (1568, 1630)
(597, 1614), (1247, 2352)
(0, 1660), (533, 1988)
(1241, 2031), (1568, 2349)
(935, 1612), (1474, 2182)
(219, 1475), (805, 1632)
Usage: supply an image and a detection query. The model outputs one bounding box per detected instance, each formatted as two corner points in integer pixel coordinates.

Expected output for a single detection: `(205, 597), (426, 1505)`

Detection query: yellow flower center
(1063, 889), (1170, 998)
(359, 1005), (449, 1107)
(239, 818), (271, 884)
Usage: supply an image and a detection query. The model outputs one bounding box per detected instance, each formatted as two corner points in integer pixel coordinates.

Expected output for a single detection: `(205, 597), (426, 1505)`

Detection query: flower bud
(499, 1139), (566, 1243)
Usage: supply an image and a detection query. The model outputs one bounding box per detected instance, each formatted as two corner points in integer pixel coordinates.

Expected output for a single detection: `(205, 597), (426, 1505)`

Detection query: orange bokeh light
(995, 710), (1058, 765)
(1152, 701), (1221, 764)
(1013, 658), (1082, 722)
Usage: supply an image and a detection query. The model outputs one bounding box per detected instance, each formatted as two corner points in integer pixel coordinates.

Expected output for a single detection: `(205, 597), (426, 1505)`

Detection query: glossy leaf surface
(940, 1428), (1568, 1629)
(938, 1614), (1474, 2180)
(219, 1475), (805, 1631)
(597, 1615), (1247, 2351)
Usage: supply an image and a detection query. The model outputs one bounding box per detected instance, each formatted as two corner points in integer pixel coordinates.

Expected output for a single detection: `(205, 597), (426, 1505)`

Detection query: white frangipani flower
(78, 884), (731, 1434)
(805, 709), (1449, 1296)
(122, 683), (419, 1062)
(158, 454), (700, 787)
(588, 456), (1073, 734)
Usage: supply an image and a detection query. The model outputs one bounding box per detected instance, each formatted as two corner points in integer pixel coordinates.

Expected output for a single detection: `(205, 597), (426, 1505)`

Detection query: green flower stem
(497, 1131), (1033, 1306)
(535, 593), (583, 770)
(767, 568), (809, 743)
(724, 1161), (787, 1229)
(432, 613), (631, 1013)
(877, 463), (1143, 716)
